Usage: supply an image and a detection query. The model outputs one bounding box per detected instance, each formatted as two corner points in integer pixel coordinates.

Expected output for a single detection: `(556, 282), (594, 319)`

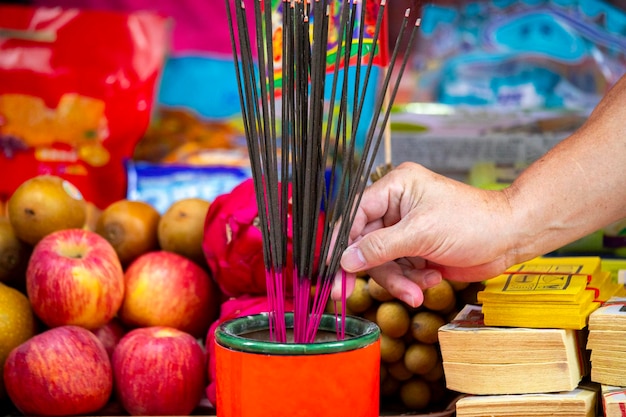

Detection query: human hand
(332, 162), (516, 308)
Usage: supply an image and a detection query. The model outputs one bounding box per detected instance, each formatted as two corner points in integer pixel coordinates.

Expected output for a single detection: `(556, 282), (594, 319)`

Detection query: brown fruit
(400, 377), (432, 410)
(403, 342), (439, 375)
(345, 277), (373, 313)
(376, 301), (410, 338)
(96, 200), (160, 265)
(324, 297), (354, 316)
(380, 363), (388, 383)
(367, 277), (394, 302)
(379, 333), (405, 363)
(422, 358), (445, 382)
(458, 281), (486, 305)
(410, 311), (446, 344)
(380, 374), (401, 398)
(83, 202), (103, 232)
(362, 306), (378, 324)
(158, 198), (211, 265)
(8, 175), (87, 245)
(0, 283), (37, 398)
(448, 279), (470, 292)
(427, 379), (448, 405)
(387, 360), (413, 381)
(0, 218), (30, 288)
(422, 279), (455, 312)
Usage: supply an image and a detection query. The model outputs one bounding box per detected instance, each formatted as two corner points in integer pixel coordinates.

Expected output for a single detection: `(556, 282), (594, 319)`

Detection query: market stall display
(1, 0), (626, 416)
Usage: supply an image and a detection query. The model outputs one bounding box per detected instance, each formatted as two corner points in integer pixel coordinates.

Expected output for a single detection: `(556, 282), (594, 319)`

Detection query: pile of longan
(343, 275), (484, 413)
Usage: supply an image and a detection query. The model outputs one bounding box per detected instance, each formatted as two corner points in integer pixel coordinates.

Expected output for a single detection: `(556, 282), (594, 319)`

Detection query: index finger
(349, 178), (396, 240)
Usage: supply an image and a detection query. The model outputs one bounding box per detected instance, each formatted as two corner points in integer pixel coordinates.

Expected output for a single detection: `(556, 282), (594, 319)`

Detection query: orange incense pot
(214, 313), (381, 417)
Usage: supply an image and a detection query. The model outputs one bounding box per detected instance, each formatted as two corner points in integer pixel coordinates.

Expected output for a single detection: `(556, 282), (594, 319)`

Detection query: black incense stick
(225, 0), (421, 343)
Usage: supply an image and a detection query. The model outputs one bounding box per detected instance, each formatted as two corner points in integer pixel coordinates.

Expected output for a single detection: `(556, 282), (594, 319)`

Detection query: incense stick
(225, 0), (421, 343)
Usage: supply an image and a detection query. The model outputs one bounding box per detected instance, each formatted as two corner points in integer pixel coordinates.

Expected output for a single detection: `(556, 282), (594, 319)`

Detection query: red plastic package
(0, 5), (169, 208)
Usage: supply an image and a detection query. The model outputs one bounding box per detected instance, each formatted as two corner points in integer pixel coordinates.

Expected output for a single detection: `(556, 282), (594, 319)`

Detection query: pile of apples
(0, 175), (220, 416)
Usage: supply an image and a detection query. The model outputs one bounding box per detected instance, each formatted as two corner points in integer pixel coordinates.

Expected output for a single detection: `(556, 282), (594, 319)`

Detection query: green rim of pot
(215, 312), (380, 355)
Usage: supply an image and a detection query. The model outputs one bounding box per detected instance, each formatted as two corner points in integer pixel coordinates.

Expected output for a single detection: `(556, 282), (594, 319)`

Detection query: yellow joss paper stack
(587, 297), (626, 387)
(477, 257), (625, 329)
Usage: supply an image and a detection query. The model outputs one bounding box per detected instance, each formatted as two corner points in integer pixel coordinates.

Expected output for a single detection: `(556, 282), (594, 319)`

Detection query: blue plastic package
(126, 160), (251, 213)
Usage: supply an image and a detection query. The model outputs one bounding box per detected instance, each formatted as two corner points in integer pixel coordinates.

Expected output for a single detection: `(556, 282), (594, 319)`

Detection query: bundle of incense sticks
(225, 0), (420, 343)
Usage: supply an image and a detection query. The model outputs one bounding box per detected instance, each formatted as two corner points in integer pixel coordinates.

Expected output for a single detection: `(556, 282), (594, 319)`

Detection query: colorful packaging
(0, 5), (168, 208)
(411, 0), (626, 108)
(127, 0), (389, 210)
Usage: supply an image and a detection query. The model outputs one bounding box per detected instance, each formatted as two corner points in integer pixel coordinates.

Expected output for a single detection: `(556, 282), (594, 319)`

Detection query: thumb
(340, 225), (409, 273)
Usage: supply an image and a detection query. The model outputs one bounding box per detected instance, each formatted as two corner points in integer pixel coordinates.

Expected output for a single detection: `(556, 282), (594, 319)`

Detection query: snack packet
(0, 5), (168, 208)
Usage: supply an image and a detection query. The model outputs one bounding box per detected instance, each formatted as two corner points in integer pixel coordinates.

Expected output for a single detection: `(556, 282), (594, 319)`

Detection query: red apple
(119, 250), (219, 338)
(92, 317), (127, 358)
(3, 325), (112, 416)
(112, 326), (206, 415)
(26, 228), (124, 330)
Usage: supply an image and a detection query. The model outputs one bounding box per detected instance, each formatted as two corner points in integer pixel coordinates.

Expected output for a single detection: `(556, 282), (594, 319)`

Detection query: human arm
(333, 73), (626, 308)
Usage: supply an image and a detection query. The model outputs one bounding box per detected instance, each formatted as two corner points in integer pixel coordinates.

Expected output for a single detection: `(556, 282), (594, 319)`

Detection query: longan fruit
(346, 277), (373, 313)
(448, 279), (470, 292)
(380, 333), (406, 363)
(458, 281), (486, 305)
(422, 358), (444, 382)
(410, 311), (446, 344)
(422, 279), (455, 312)
(380, 375), (402, 398)
(376, 301), (410, 338)
(428, 379), (448, 405)
(380, 363), (388, 382)
(367, 277), (394, 302)
(404, 342), (439, 375)
(362, 306), (378, 324)
(387, 360), (413, 381)
(400, 377), (432, 410)
(324, 297), (354, 316)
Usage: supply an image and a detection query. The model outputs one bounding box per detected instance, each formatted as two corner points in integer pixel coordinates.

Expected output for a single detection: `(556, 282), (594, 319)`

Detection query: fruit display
(119, 250), (219, 338)
(3, 325), (113, 416)
(7, 175), (87, 245)
(1, 173), (483, 416)
(26, 228), (124, 330)
(344, 275), (485, 414)
(0, 174), (217, 416)
(112, 326), (206, 416)
(95, 199), (161, 266)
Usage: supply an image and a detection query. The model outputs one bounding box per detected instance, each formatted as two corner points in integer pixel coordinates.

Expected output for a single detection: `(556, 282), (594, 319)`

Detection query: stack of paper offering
(587, 297), (626, 387)
(439, 304), (587, 395)
(478, 257), (625, 329)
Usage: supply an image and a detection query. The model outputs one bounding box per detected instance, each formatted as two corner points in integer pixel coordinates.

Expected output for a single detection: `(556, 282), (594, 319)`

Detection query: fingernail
(341, 246), (366, 272)
(423, 271), (441, 288)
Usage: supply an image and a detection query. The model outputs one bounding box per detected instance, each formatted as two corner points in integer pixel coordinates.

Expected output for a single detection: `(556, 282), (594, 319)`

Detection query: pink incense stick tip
(404, 8), (411, 17)
(415, 17), (422, 26)
(380, 0), (386, 6)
